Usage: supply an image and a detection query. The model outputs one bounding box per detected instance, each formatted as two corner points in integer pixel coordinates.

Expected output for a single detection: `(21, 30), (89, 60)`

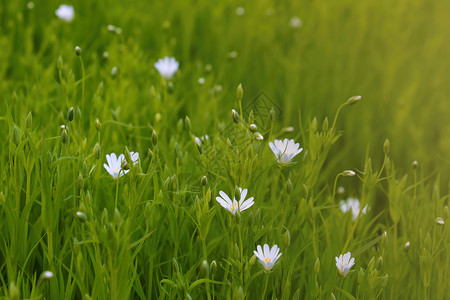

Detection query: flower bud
(61, 129), (69, 144)
(76, 211), (87, 222)
(286, 178), (293, 195)
(152, 129), (158, 146)
(249, 124), (257, 132)
(40, 270), (54, 281)
(101, 208), (108, 226)
(383, 138), (390, 155)
(195, 137), (203, 154)
(254, 132), (264, 140)
(237, 84), (243, 101)
(234, 186), (241, 200)
(111, 66), (118, 77)
(11, 125), (20, 145)
(376, 257), (383, 270)
(95, 118), (102, 131)
(435, 217), (445, 226)
(200, 260), (209, 277)
(114, 208), (122, 227)
(148, 148), (153, 162)
(67, 107), (75, 121)
(177, 118), (184, 132)
(210, 260), (217, 275)
(346, 95), (362, 105)
(75, 46), (82, 56)
(233, 243), (240, 258)
(322, 117), (329, 131)
(246, 109), (254, 123)
(404, 241), (410, 252)
(201, 176), (208, 186)
(342, 170), (355, 177)
(283, 228), (291, 248)
(381, 273), (389, 287)
(57, 56), (63, 70)
(314, 257), (320, 274)
(269, 107), (276, 121)
(26, 111), (33, 129)
(185, 115), (191, 132)
(77, 173), (83, 190)
(93, 143), (101, 160)
(85, 190), (92, 205)
(81, 137), (87, 152)
(249, 255), (256, 266)
(412, 160), (418, 169)
(337, 186), (345, 196)
(381, 231), (388, 246)
(206, 188), (211, 203)
(232, 109), (239, 123)
(124, 146), (132, 165)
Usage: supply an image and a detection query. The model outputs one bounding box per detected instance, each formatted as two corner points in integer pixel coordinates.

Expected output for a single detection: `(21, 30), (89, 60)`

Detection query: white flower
(154, 56), (179, 79)
(236, 7), (245, 16)
(340, 198), (368, 221)
(103, 152), (139, 179)
(55, 4), (74, 22)
(289, 16), (302, 28)
(215, 188), (254, 215)
(335, 252), (355, 277)
(268, 138), (303, 165)
(254, 244), (282, 272)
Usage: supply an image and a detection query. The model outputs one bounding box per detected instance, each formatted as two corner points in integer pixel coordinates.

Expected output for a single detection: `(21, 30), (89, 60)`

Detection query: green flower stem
(202, 238), (211, 300)
(115, 177), (120, 211)
(261, 273), (269, 299)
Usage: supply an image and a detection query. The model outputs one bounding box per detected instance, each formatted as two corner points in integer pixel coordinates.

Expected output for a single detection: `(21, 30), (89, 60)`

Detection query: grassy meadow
(0, 0), (449, 299)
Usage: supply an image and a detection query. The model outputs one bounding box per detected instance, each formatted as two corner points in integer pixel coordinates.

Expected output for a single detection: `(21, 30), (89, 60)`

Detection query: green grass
(0, 0), (449, 299)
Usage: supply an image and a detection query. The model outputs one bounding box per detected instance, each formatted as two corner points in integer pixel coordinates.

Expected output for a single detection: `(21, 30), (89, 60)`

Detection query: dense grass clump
(0, 0), (448, 299)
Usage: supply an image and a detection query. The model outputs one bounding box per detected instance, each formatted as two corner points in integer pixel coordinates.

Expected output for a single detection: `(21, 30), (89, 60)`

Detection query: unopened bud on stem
(346, 95), (362, 105)
(152, 130), (158, 146)
(237, 83), (243, 101)
(75, 46), (82, 56)
(383, 138), (390, 154)
(342, 170), (355, 177)
(67, 107), (75, 121)
(232, 109), (239, 124)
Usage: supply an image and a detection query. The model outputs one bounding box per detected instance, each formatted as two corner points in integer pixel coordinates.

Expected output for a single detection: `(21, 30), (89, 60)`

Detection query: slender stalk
(202, 238), (211, 300)
(332, 173), (343, 202)
(115, 178), (120, 211)
(238, 224), (244, 284)
(261, 273), (269, 299)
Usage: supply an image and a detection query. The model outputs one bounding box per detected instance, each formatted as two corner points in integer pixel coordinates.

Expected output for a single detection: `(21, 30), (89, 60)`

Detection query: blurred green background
(1, 0), (449, 183)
